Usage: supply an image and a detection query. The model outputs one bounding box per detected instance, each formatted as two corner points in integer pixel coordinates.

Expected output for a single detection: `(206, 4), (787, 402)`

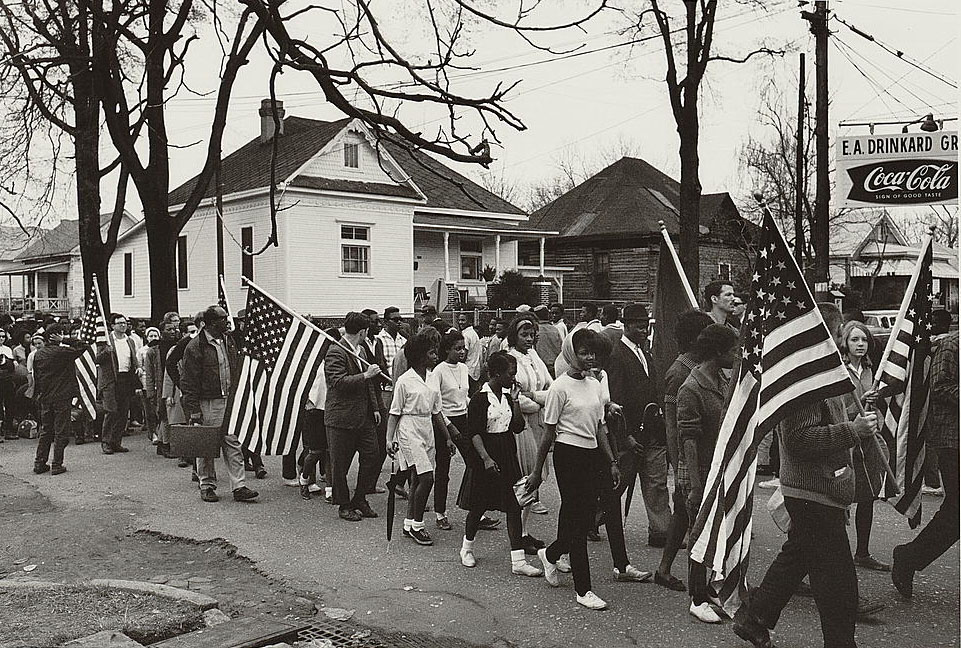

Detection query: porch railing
(0, 296), (70, 314)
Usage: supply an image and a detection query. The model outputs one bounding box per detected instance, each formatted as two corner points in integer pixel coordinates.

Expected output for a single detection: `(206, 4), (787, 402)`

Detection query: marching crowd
(0, 279), (957, 647)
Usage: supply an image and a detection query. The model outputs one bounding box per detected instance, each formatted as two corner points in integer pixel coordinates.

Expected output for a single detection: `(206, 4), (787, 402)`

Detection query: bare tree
(628, 0), (782, 290)
(894, 206), (959, 248)
(0, 0), (130, 310)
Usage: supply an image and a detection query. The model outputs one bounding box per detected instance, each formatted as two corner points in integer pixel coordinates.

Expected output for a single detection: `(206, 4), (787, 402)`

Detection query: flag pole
(219, 274), (236, 331)
(91, 274), (114, 354)
(240, 276), (391, 384)
(658, 220), (699, 309)
(754, 196), (897, 490)
(872, 225), (936, 393)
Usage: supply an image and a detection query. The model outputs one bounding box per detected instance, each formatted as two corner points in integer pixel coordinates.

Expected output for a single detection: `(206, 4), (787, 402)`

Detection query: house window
(241, 226), (254, 283)
(594, 250), (610, 274)
(460, 239), (483, 280)
(123, 252), (133, 296)
(344, 142), (359, 168)
(46, 275), (58, 298)
(718, 262), (732, 282)
(341, 224), (370, 275)
(176, 235), (188, 289)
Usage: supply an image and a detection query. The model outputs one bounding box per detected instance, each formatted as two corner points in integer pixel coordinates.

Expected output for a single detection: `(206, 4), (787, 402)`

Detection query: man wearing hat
(32, 324), (88, 474)
(604, 303), (671, 547)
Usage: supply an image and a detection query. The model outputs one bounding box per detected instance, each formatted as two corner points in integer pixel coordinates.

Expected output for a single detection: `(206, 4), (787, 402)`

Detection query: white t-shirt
(427, 361), (469, 417)
(0, 344), (13, 361)
(544, 373), (605, 449)
(462, 326), (482, 381)
(306, 360), (327, 410)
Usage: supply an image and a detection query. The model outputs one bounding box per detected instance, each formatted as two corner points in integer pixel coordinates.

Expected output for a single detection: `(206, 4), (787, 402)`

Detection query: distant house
(829, 214), (959, 311)
(0, 212), (138, 317)
(108, 100), (551, 318)
(518, 157), (754, 306)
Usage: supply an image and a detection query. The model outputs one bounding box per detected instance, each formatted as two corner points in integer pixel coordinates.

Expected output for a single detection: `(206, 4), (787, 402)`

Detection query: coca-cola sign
(845, 159), (957, 205)
(837, 130), (958, 208)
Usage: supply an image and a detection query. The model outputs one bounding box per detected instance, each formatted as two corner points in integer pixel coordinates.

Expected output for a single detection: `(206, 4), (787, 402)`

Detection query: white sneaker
(530, 501), (549, 515)
(613, 565), (653, 582)
(283, 478), (300, 487)
(556, 555), (572, 573)
(922, 485), (944, 497)
(460, 549), (476, 568)
(689, 601), (722, 623)
(537, 548), (559, 586)
(576, 591), (608, 610)
(307, 483), (323, 493)
(758, 477), (780, 489)
(511, 562), (544, 577)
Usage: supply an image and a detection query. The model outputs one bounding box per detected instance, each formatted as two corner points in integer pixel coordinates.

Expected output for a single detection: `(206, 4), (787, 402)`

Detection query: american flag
(227, 282), (324, 455)
(688, 210), (854, 615)
(74, 280), (109, 419)
(217, 274), (235, 332)
(875, 235), (934, 528)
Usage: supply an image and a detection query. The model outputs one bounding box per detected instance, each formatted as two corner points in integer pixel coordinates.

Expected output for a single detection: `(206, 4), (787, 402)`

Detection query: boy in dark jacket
(33, 324), (88, 474)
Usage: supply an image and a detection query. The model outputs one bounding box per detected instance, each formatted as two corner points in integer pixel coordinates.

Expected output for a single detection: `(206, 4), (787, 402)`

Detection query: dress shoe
(300, 483), (311, 501)
(177, 458), (191, 468)
(408, 527), (433, 545)
(435, 515), (452, 530)
(101, 444), (114, 455)
(50, 465), (67, 476)
(891, 544), (914, 598)
(353, 501), (379, 518)
(112, 445), (129, 453)
(478, 515), (500, 530)
(614, 565), (653, 582)
(854, 553), (890, 572)
(732, 607), (773, 648)
(33, 463), (50, 475)
(339, 507), (362, 522)
(254, 467), (268, 479)
(654, 571), (686, 591)
(232, 486), (259, 502)
(200, 488), (219, 503)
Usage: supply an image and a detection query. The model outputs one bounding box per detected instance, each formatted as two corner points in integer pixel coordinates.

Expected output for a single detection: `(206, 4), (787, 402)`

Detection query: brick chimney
(259, 98), (285, 143)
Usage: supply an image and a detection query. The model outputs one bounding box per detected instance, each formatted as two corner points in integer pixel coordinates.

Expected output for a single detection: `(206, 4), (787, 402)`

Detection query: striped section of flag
(74, 280), (108, 419)
(688, 210), (854, 615)
(876, 236), (934, 528)
(217, 274), (236, 332)
(227, 283), (324, 455)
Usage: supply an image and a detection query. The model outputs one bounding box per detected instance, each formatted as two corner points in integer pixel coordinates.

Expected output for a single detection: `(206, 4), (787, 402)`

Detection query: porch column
(33, 271), (38, 310)
(443, 231), (451, 282)
(443, 231), (457, 309)
(539, 236), (546, 276)
(494, 235), (501, 276)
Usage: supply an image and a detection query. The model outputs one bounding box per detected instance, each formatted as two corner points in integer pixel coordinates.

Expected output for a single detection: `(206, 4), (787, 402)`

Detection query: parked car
(863, 309), (899, 335)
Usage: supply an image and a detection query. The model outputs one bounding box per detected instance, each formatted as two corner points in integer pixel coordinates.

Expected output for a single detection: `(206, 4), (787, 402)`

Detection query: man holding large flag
(685, 209), (878, 648)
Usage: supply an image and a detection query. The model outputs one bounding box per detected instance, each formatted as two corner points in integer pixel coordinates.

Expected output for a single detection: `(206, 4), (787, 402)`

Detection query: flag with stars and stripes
(74, 279), (109, 419)
(875, 235), (934, 528)
(217, 274), (235, 332)
(227, 282), (324, 455)
(688, 210), (855, 616)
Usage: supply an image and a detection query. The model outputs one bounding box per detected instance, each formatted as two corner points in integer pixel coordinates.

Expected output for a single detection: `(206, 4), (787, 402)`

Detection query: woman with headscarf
(506, 314), (553, 553)
(525, 328), (622, 610)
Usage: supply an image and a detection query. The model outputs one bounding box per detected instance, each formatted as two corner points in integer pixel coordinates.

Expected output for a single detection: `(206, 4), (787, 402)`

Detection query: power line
(830, 38), (911, 117)
(832, 14), (958, 89)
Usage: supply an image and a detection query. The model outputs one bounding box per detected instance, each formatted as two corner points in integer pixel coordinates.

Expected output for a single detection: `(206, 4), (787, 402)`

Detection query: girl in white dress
(388, 331), (455, 546)
(506, 315), (553, 553)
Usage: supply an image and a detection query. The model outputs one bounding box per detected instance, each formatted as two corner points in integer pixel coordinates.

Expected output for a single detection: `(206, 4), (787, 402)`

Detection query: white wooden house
(109, 100), (555, 318)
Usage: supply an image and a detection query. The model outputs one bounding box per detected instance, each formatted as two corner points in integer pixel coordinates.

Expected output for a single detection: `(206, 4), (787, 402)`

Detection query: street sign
(836, 130), (958, 208)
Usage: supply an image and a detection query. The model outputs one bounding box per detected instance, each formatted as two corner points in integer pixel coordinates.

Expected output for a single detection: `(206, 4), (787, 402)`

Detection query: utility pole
(795, 52), (806, 267)
(802, 0), (829, 295)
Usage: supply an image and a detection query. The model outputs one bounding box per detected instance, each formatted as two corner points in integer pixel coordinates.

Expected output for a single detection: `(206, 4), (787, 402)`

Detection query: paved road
(2, 435), (957, 648)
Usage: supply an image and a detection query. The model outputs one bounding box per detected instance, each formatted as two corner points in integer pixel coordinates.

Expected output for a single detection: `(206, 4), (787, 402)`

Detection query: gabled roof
(525, 157), (738, 239)
(17, 212), (136, 261)
(167, 115), (525, 216)
(0, 225), (37, 261)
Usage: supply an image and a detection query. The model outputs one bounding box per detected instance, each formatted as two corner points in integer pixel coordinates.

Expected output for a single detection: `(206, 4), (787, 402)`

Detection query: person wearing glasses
(95, 313), (139, 455)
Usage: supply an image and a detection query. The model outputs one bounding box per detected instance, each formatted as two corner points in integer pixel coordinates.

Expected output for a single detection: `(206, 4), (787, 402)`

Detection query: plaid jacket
(927, 331), (959, 450)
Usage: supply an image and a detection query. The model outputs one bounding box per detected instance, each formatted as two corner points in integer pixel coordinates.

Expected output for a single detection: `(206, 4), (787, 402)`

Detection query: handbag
(513, 475), (538, 508)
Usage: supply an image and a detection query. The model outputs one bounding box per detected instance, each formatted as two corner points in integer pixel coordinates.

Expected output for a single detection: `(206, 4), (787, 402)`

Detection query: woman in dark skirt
(457, 351), (543, 577)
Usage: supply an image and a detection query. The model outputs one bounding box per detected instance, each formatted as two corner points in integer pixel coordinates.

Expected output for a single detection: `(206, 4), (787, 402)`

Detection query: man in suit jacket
(325, 311), (384, 522)
(96, 312), (140, 455)
(361, 308), (390, 489)
(604, 303), (672, 547)
(533, 305), (563, 378)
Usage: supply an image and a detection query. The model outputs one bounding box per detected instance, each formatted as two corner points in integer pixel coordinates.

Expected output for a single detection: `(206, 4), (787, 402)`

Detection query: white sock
(436, 512), (446, 521)
(325, 487), (332, 497)
(412, 519), (425, 531)
(462, 537), (474, 552)
(403, 518), (413, 531)
(510, 549), (527, 566)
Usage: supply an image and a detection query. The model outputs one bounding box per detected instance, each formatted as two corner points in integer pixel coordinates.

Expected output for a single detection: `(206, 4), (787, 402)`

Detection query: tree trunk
(73, 82), (111, 315)
(144, 199), (179, 321)
(677, 102), (701, 299)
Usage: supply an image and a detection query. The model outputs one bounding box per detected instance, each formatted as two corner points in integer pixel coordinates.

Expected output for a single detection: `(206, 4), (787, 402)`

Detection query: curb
(0, 578), (219, 611)
(89, 579), (219, 610)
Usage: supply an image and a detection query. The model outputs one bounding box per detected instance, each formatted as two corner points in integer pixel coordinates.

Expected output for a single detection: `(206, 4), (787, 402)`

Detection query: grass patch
(0, 585), (205, 647)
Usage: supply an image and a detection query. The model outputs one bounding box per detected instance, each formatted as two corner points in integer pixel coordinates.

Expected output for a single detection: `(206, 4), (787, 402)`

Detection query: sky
(2, 0), (958, 227)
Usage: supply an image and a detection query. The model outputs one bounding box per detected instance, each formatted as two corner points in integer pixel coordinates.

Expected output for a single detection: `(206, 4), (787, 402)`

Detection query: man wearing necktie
(96, 313), (140, 455)
(604, 303), (672, 547)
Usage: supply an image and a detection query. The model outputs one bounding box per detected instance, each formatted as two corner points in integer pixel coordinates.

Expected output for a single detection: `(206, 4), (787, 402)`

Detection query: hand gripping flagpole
(657, 220), (699, 309)
(752, 195), (897, 490)
(240, 276), (391, 385)
(91, 274), (114, 354)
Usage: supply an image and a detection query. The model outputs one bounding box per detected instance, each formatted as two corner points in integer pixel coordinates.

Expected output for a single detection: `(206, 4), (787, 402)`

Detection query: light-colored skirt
(515, 411), (550, 478)
(397, 414), (436, 476)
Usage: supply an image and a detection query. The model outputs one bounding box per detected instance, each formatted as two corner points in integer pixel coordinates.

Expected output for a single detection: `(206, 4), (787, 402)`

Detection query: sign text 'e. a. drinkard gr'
(836, 130), (958, 208)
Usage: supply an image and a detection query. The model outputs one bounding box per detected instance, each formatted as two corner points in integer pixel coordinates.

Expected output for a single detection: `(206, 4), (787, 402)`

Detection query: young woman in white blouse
(428, 330), (470, 530)
(506, 315), (553, 553)
(526, 328), (622, 611)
